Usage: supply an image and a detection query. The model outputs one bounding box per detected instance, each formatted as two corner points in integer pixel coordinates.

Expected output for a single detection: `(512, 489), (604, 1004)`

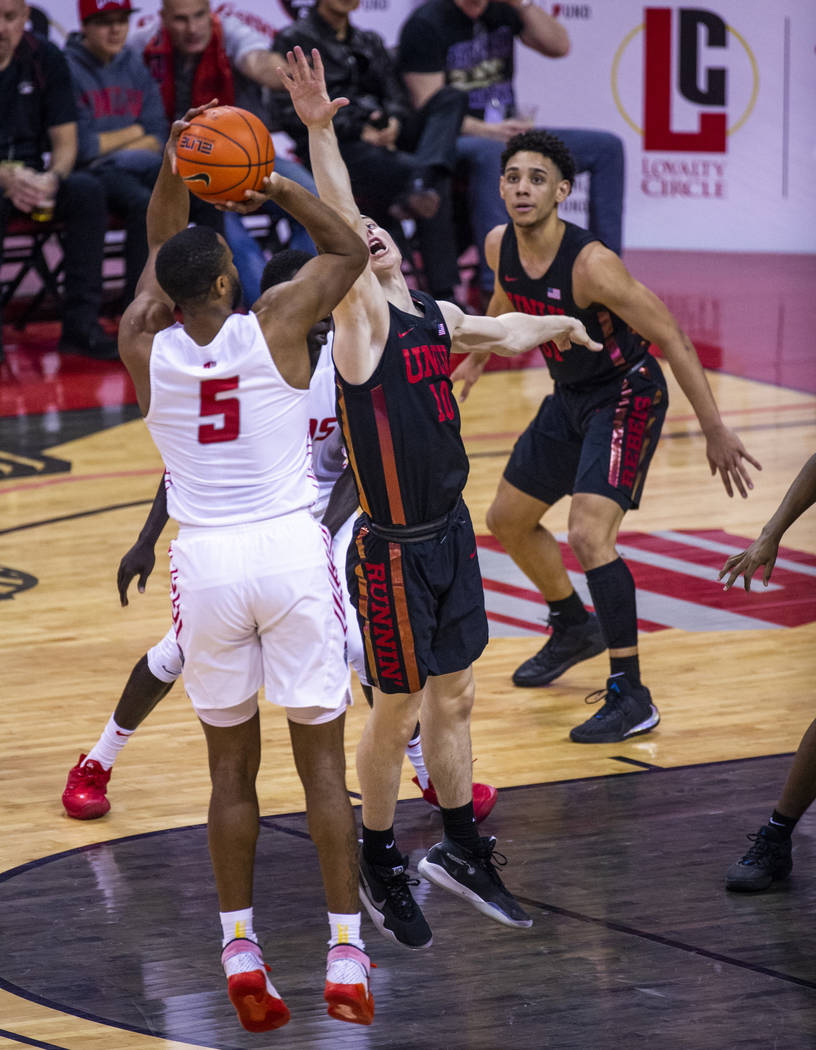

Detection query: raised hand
(277, 46), (349, 128)
(166, 99), (220, 174)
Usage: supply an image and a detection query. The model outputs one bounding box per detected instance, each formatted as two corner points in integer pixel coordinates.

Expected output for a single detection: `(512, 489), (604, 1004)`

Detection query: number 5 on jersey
(199, 377), (240, 444)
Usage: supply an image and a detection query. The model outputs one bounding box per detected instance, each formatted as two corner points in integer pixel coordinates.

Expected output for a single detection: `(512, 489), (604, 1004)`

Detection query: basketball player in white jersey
(115, 106), (372, 1031)
(65, 249), (498, 831)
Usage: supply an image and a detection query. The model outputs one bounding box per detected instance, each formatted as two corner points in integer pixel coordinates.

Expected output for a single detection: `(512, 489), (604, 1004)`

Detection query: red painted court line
(1, 468), (159, 495)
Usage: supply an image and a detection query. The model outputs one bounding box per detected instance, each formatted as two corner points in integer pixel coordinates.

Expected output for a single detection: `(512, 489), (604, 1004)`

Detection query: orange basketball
(175, 106), (275, 203)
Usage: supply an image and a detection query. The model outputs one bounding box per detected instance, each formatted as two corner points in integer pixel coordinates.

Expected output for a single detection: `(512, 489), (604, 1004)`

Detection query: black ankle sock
(548, 590), (589, 628)
(440, 801), (481, 852)
(362, 825), (403, 868)
(768, 810), (798, 837)
(610, 655), (641, 687)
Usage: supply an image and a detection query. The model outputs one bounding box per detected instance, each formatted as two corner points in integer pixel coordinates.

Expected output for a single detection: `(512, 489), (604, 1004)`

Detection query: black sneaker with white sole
(570, 675), (660, 743)
(359, 852), (432, 950)
(512, 613), (606, 687)
(417, 836), (532, 929)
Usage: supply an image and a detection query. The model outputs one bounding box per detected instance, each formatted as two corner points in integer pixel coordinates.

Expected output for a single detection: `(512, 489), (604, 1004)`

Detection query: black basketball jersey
(498, 221), (650, 387)
(335, 291), (469, 527)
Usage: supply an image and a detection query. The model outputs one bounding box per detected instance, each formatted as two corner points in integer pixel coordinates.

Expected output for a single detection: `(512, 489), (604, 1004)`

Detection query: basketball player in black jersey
(272, 48), (602, 951)
(454, 129), (761, 744)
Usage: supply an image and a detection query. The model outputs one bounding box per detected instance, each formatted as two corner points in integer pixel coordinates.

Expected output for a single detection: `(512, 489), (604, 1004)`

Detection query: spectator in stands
(65, 0), (168, 308)
(398, 0), (624, 307)
(127, 0), (318, 303)
(271, 0), (469, 304)
(0, 0), (117, 360)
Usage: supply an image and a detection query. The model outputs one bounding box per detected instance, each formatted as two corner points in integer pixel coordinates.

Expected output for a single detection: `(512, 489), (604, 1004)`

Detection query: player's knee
(567, 520), (605, 567)
(486, 498), (516, 545)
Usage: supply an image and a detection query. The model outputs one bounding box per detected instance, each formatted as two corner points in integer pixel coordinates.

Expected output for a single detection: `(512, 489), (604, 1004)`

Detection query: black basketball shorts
(504, 355), (669, 511)
(346, 500), (489, 695)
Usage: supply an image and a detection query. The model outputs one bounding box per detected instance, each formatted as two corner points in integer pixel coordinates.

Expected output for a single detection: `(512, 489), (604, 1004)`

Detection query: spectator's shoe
(570, 676), (659, 743)
(324, 943), (374, 1025)
(412, 776), (498, 823)
(418, 836), (532, 928)
(359, 852), (432, 950)
(725, 826), (793, 892)
(389, 178), (441, 222)
(58, 323), (118, 360)
(62, 754), (111, 819)
(221, 939), (290, 1033)
(512, 613), (606, 687)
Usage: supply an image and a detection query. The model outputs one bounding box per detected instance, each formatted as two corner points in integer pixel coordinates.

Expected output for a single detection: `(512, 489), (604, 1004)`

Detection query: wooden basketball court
(1, 248), (815, 1049)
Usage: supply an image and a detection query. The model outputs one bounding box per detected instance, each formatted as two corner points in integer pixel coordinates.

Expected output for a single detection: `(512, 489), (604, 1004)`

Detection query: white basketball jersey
(145, 312), (316, 527)
(309, 334), (347, 520)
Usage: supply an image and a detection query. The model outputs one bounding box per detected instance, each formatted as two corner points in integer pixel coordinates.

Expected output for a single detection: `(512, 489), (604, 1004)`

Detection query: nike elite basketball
(175, 106), (276, 203)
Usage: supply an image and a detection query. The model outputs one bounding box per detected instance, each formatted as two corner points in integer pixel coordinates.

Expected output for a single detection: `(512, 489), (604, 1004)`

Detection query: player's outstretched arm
(118, 475), (170, 606)
(440, 301), (602, 357)
(719, 452), (816, 591)
(277, 45), (390, 382)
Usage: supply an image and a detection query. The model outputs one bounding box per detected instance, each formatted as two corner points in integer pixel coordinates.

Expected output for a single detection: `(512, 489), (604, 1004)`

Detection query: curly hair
(501, 130), (576, 185)
(155, 225), (229, 307)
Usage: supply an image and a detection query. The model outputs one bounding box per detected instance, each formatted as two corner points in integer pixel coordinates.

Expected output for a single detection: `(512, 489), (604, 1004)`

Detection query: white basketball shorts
(168, 510), (350, 726)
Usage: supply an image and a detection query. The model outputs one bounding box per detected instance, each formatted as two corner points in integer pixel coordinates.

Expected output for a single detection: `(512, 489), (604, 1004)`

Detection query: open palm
(279, 46), (349, 128)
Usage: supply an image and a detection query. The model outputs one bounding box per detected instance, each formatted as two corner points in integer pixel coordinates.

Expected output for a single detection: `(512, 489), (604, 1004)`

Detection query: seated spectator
(0, 0), (116, 360)
(398, 0), (625, 307)
(271, 0), (469, 304)
(127, 0), (319, 303)
(65, 0), (168, 307)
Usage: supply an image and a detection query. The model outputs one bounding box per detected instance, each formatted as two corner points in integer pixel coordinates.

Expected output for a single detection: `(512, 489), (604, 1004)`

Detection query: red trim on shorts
(387, 541), (421, 694)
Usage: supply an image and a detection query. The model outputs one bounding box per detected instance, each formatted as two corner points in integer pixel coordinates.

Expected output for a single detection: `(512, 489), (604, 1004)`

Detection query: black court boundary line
(0, 1030), (68, 1050)
(512, 896), (816, 991)
(0, 501), (152, 536)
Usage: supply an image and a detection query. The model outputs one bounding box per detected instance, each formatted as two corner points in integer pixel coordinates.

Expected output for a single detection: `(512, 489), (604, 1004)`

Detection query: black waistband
(365, 496), (463, 543)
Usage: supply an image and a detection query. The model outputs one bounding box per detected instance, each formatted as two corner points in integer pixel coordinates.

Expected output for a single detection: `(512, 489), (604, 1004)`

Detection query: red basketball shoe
(324, 943), (374, 1025)
(221, 939), (290, 1033)
(412, 776), (498, 823)
(62, 754), (112, 820)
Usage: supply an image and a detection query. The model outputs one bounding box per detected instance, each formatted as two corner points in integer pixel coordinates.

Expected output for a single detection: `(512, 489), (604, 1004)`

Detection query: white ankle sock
(220, 907), (258, 947)
(328, 911), (365, 950)
(406, 736), (430, 790)
(85, 716), (134, 771)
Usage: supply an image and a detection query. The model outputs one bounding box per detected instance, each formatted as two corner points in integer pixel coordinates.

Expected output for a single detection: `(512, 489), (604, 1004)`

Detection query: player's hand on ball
(167, 99), (219, 173)
(220, 175), (284, 213)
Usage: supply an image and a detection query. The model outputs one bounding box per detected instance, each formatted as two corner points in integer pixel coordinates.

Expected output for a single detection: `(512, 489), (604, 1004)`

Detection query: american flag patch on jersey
(547, 288), (561, 300)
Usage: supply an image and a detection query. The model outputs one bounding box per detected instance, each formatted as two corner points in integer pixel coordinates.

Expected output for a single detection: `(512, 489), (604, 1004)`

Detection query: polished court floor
(1, 249), (815, 1049)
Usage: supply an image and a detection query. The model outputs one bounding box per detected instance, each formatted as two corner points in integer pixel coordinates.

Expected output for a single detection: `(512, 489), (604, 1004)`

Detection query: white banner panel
(39, 0), (816, 252)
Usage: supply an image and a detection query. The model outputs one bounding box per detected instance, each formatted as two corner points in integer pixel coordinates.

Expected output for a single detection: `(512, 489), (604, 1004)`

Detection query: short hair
(260, 249), (314, 293)
(501, 130), (576, 186)
(155, 225), (228, 306)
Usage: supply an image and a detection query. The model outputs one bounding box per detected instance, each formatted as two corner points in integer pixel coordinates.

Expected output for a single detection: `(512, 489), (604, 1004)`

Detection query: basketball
(175, 106), (276, 204)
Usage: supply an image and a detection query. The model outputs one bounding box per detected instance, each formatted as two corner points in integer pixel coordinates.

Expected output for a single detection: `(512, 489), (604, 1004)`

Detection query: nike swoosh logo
(182, 172), (211, 187)
(385, 840), (395, 850)
(503, 275), (519, 282)
(469, 549), (477, 559)
(115, 730), (129, 736)
(397, 328), (415, 338)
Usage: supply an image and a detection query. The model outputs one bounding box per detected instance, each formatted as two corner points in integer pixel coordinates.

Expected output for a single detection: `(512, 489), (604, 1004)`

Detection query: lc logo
(612, 7), (758, 153)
